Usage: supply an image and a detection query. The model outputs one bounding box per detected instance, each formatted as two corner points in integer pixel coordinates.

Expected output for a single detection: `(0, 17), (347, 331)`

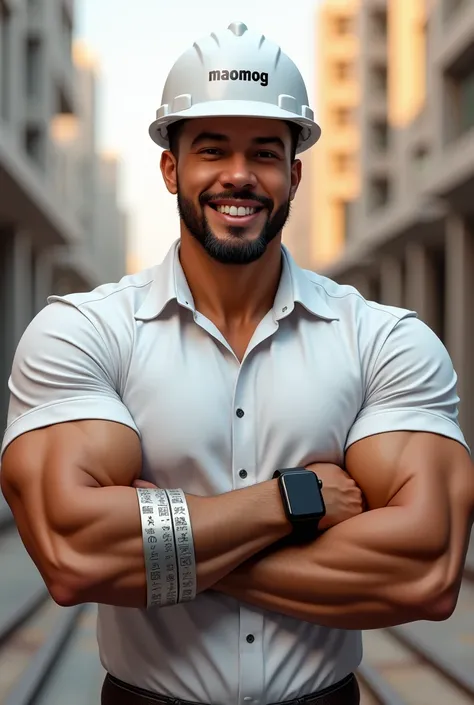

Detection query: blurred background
(0, 0), (473, 703)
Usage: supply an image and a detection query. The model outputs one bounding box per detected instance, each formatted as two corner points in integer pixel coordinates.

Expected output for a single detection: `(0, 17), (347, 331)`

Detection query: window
(371, 120), (389, 150)
(335, 107), (352, 126)
(371, 64), (388, 97)
(334, 153), (352, 173)
(412, 146), (430, 174)
(444, 62), (474, 141)
(370, 9), (387, 40)
(0, 0), (11, 122)
(25, 126), (44, 167)
(335, 61), (351, 81)
(370, 177), (390, 210)
(26, 37), (41, 99)
(459, 67), (474, 133)
(334, 16), (351, 35)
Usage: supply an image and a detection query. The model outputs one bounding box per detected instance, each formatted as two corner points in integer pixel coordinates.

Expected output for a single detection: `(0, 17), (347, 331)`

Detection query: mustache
(200, 190), (273, 210)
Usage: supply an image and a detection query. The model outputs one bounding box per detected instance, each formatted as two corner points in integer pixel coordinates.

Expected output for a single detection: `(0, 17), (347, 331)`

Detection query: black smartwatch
(272, 467), (326, 541)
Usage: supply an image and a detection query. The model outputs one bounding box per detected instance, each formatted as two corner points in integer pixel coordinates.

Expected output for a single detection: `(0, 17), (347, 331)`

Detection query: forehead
(179, 117), (292, 146)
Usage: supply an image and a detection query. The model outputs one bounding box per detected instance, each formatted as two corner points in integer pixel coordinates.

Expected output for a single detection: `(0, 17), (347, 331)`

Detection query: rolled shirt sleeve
(346, 316), (470, 453)
(1, 300), (139, 459)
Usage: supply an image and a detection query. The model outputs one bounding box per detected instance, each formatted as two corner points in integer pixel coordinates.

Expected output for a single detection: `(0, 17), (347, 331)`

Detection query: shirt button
(246, 634), (255, 644)
(236, 408), (245, 418)
(239, 469), (248, 479)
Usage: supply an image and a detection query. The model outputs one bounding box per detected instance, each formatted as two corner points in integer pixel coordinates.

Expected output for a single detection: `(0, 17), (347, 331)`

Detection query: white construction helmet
(149, 21), (321, 155)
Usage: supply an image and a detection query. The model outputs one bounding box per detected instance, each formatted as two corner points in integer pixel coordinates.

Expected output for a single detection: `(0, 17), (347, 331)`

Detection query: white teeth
(216, 205), (257, 217)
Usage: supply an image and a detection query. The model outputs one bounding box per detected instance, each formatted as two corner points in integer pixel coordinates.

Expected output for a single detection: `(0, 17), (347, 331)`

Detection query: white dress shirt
(1, 240), (468, 705)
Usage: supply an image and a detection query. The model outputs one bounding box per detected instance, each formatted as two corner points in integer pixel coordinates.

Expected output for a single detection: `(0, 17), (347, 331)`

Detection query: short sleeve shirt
(1, 240), (468, 704)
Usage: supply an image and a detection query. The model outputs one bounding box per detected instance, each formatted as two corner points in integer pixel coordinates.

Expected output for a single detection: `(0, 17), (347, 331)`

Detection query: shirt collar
(134, 239), (338, 322)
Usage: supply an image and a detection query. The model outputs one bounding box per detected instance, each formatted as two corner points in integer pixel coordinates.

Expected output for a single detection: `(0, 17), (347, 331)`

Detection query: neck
(178, 232), (283, 325)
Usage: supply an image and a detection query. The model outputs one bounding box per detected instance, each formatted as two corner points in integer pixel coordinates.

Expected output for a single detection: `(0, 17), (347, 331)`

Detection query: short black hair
(167, 119), (302, 161)
(167, 120), (185, 158)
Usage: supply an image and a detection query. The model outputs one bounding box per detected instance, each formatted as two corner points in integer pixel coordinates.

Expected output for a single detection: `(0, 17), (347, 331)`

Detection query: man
(1, 20), (473, 705)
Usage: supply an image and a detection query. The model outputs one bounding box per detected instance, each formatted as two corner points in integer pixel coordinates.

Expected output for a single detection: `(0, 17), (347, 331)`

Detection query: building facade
(307, 0), (474, 449)
(0, 0), (128, 427)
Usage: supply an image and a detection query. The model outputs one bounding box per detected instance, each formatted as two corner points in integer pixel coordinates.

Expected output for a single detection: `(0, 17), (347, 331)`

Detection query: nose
(219, 154), (258, 191)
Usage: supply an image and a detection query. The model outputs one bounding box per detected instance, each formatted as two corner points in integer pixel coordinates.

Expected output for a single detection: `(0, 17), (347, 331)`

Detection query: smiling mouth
(207, 203), (265, 218)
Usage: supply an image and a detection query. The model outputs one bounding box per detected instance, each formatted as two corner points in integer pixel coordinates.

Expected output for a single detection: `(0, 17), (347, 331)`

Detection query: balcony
(326, 80), (360, 107)
(326, 123), (360, 152)
(325, 35), (359, 62)
(0, 120), (80, 246)
(437, 1), (474, 70)
(424, 127), (474, 214)
(443, 58), (474, 144)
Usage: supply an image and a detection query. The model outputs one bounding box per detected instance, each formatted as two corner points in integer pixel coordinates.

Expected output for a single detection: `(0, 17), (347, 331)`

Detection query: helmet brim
(149, 100), (321, 154)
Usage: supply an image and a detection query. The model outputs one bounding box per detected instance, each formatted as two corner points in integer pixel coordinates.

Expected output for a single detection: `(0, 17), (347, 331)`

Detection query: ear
(160, 150), (178, 195)
(289, 159), (302, 202)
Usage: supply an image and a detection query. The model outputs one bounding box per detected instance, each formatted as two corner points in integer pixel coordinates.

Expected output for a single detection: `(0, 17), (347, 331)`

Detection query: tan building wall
(310, 0), (361, 269)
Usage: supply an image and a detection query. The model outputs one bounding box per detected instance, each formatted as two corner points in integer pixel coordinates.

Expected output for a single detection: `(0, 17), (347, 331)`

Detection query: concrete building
(0, 0), (128, 427)
(283, 0), (361, 268)
(310, 0), (474, 448)
(281, 149), (314, 268)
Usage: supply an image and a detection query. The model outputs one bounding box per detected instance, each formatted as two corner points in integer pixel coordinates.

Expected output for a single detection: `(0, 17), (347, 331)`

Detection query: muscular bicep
(1, 420), (142, 556)
(346, 431), (474, 518)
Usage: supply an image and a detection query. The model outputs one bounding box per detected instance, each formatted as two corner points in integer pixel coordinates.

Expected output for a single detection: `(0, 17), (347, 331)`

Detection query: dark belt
(101, 672), (360, 705)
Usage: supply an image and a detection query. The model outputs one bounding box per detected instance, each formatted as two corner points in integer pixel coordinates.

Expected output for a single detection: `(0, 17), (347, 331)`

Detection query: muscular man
(1, 21), (473, 705)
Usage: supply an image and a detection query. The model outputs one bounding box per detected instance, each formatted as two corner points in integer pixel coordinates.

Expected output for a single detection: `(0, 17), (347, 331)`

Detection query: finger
(133, 479), (159, 489)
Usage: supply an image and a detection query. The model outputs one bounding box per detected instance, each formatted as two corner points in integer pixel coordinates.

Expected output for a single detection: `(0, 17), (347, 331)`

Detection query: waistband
(101, 672), (360, 705)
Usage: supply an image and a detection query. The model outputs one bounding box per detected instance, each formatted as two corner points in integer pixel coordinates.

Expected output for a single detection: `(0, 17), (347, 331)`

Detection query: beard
(177, 187), (292, 265)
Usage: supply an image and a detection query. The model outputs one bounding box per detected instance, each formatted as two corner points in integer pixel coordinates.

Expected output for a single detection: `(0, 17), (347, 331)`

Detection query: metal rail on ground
(3, 604), (86, 705)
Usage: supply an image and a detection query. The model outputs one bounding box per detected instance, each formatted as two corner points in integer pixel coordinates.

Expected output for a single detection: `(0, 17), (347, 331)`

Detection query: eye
(199, 148), (223, 156)
(256, 150), (278, 159)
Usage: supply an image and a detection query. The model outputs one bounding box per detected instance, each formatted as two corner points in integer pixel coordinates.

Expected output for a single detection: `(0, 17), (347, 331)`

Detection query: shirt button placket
(239, 608), (264, 705)
(233, 367), (264, 705)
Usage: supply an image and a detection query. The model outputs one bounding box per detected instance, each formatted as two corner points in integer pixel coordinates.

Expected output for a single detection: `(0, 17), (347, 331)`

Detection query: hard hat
(148, 21), (321, 155)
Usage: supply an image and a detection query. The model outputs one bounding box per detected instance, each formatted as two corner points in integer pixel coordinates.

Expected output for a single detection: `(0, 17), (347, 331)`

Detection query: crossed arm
(213, 431), (474, 629)
(2, 306), (473, 629)
(2, 419), (472, 631)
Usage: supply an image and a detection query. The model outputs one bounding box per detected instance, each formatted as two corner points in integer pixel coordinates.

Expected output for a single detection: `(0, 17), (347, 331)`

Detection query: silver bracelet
(136, 488), (179, 608)
(166, 489), (197, 603)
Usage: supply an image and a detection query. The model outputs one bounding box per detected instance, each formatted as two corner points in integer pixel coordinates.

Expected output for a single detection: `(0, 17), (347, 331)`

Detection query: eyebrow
(190, 132), (286, 151)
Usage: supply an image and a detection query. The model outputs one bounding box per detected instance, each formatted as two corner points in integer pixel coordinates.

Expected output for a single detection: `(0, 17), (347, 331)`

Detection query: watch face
(282, 471), (325, 519)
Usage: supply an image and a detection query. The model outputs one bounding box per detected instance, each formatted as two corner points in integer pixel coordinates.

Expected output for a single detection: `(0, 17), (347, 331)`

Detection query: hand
(306, 463), (364, 530)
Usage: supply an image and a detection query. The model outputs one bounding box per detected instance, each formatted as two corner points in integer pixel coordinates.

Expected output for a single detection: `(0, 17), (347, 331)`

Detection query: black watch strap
(272, 467), (322, 488)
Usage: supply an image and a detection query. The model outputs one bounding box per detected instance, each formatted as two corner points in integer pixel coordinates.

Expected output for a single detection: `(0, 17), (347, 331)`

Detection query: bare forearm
(55, 481), (291, 607)
(214, 505), (461, 629)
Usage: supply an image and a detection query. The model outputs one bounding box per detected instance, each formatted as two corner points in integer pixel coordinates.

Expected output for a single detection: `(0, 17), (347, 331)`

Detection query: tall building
(283, 0), (361, 268)
(311, 0), (361, 268)
(0, 0), (128, 426)
(311, 0), (474, 447)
